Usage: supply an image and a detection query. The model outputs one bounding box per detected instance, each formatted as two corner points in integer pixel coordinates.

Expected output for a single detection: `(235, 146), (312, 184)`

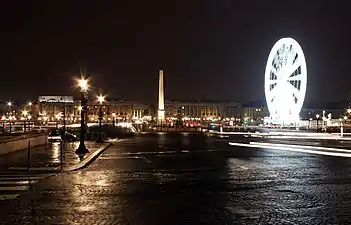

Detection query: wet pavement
(0, 133), (351, 224)
(0, 141), (109, 203)
(0, 142), (104, 171)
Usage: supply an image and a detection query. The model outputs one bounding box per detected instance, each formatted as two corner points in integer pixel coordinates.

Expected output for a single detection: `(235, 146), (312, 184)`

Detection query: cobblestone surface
(0, 133), (351, 224)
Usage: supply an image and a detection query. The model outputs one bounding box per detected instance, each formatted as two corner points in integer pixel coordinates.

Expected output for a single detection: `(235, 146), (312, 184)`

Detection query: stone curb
(63, 143), (112, 172)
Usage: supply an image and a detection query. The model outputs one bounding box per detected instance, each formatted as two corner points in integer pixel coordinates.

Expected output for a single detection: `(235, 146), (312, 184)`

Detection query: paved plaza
(0, 134), (349, 224)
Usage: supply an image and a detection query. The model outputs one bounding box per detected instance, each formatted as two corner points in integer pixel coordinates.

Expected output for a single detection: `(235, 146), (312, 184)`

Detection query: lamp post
(339, 118), (344, 137)
(316, 114), (320, 131)
(322, 110), (326, 131)
(7, 101), (12, 134)
(96, 93), (105, 143)
(112, 113), (116, 127)
(27, 101), (32, 127)
(62, 103), (66, 141)
(75, 76), (89, 154)
(28, 115), (32, 131)
(1, 116), (5, 135)
(55, 113), (61, 129)
(22, 110), (28, 133)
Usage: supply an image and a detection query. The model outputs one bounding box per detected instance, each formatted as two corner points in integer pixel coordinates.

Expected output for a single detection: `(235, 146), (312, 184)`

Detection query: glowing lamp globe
(264, 37), (307, 124)
(78, 77), (89, 92)
(97, 94), (105, 104)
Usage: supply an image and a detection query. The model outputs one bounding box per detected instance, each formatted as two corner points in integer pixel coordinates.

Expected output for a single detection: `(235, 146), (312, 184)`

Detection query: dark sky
(2, 0), (350, 104)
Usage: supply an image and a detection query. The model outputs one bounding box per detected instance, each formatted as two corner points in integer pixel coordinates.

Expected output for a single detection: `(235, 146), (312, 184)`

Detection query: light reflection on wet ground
(1, 133), (351, 224)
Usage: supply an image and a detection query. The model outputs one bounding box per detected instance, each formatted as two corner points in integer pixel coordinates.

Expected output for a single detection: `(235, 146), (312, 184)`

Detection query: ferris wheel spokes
(264, 37), (307, 124)
(288, 74), (302, 81)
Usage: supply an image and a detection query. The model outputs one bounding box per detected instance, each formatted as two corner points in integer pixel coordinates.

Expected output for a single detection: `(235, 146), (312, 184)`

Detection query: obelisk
(157, 69), (165, 123)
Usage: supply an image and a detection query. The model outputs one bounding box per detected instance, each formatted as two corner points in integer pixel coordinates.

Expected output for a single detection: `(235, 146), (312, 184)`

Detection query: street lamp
(75, 76), (90, 154)
(22, 110), (28, 117)
(112, 113), (116, 127)
(96, 93), (105, 143)
(78, 78), (89, 92)
(22, 110), (28, 132)
(322, 110), (326, 129)
(316, 114), (320, 131)
(27, 101), (33, 127)
(339, 118), (344, 137)
(1, 115), (6, 135)
(28, 115), (32, 131)
(55, 113), (62, 129)
(7, 102), (12, 134)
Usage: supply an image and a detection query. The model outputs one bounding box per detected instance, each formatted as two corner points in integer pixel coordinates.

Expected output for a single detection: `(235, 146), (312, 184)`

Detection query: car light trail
(250, 142), (351, 153)
(228, 142), (351, 158)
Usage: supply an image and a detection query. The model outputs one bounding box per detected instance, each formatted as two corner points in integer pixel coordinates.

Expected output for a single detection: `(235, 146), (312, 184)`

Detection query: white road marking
(0, 186), (30, 191)
(0, 173), (51, 200)
(8, 167), (59, 171)
(0, 176), (45, 181)
(0, 180), (37, 185)
(0, 194), (20, 200)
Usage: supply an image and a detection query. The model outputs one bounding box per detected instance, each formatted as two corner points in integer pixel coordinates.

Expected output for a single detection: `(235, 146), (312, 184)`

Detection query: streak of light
(210, 129), (351, 140)
(228, 142), (351, 158)
(250, 142), (351, 153)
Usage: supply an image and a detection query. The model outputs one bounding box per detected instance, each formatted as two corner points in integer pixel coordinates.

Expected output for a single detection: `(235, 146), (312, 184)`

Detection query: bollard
(28, 140), (31, 172)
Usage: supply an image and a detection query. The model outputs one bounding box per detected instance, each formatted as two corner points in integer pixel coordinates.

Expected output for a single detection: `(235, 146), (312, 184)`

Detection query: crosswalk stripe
(0, 173), (50, 177)
(0, 180), (38, 185)
(0, 176), (46, 181)
(0, 194), (20, 200)
(8, 166), (59, 171)
(0, 172), (52, 200)
(0, 186), (30, 191)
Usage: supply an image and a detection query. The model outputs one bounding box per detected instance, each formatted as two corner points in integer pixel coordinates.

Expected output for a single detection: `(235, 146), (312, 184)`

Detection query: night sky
(2, 1), (350, 104)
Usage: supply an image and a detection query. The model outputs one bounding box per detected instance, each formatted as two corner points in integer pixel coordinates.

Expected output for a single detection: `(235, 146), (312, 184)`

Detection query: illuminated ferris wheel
(264, 38), (307, 124)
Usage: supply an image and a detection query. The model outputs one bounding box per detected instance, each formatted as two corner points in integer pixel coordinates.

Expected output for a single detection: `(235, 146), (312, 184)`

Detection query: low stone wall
(0, 134), (47, 155)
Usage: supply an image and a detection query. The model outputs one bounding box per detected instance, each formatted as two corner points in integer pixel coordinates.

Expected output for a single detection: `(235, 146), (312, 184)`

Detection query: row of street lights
(309, 109), (350, 132)
(1, 101), (33, 134)
(2, 76), (104, 152)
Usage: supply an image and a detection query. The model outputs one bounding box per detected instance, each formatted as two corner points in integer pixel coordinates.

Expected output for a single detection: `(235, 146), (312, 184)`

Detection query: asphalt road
(1, 133), (351, 224)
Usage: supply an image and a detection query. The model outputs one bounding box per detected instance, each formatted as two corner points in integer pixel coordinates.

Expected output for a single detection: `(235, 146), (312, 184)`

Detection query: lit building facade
(164, 100), (241, 122)
(74, 100), (150, 122)
(242, 105), (269, 125)
(38, 96), (74, 122)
